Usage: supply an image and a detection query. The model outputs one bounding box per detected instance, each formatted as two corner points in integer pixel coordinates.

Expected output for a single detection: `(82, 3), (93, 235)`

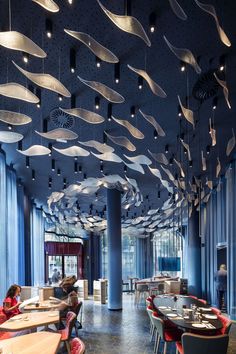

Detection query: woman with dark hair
(3, 284), (22, 319)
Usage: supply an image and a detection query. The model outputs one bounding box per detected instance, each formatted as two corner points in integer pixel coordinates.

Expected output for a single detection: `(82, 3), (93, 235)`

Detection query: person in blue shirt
(214, 264), (227, 311)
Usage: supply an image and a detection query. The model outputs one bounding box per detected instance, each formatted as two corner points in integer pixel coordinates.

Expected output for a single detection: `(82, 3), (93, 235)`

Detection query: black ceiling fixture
(22, 52), (29, 64)
(57, 169), (61, 176)
(149, 12), (156, 33)
(212, 96), (218, 110)
(165, 144), (169, 154)
(36, 88), (41, 108)
(154, 130), (158, 140)
(96, 56), (101, 68)
(51, 159), (55, 171)
(70, 48), (76, 73)
(219, 55), (225, 72)
(180, 60), (186, 72)
(74, 162), (78, 174)
(48, 177), (52, 189)
(45, 18), (53, 38)
(95, 96), (100, 110)
(138, 76), (143, 90)
(26, 156), (30, 169)
(107, 103), (112, 122)
(114, 62), (120, 84)
(130, 106), (135, 118)
(32, 170), (35, 181)
(48, 143), (52, 156)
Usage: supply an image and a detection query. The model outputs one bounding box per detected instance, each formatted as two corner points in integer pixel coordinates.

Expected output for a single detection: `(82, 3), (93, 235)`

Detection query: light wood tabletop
(0, 311), (59, 332)
(24, 300), (60, 312)
(0, 331), (61, 354)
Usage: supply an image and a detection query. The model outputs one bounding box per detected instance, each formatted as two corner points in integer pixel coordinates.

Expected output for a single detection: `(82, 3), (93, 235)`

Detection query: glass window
(64, 256), (77, 277)
(48, 255), (62, 282)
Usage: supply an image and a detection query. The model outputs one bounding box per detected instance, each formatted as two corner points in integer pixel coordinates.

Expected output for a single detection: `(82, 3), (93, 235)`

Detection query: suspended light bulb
(154, 130), (158, 140)
(45, 18), (53, 38)
(26, 156), (30, 169)
(149, 12), (156, 33)
(180, 61), (186, 72)
(219, 55), (225, 72)
(124, 165), (127, 173)
(95, 96), (100, 110)
(138, 75), (143, 89)
(95, 56), (101, 68)
(100, 163), (103, 173)
(51, 159), (55, 171)
(58, 94), (63, 102)
(79, 165), (82, 173)
(36, 88), (41, 108)
(22, 52), (29, 64)
(18, 141), (22, 151)
(114, 62), (120, 84)
(74, 161), (78, 174)
(158, 191), (161, 199)
(206, 145), (210, 155)
(8, 124), (12, 130)
(63, 178), (67, 187)
(178, 105), (182, 117)
(130, 105), (135, 118)
(68, 0), (73, 4)
(48, 177), (52, 189)
(32, 169), (35, 181)
(70, 48), (76, 73)
(107, 103), (112, 122)
(165, 144), (169, 154)
(169, 157), (173, 166)
(48, 143), (52, 156)
(57, 168), (61, 176)
(212, 97), (218, 110)
(189, 160), (193, 168)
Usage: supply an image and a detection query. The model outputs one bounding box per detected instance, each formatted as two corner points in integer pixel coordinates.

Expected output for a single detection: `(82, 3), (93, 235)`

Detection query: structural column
(187, 205), (202, 297)
(107, 189), (122, 310)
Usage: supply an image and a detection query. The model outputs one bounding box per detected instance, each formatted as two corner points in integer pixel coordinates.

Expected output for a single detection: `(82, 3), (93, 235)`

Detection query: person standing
(214, 264), (227, 311)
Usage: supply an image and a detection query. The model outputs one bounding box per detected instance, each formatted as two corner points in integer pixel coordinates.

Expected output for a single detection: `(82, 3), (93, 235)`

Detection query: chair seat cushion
(58, 328), (69, 341)
(164, 328), (183, 342)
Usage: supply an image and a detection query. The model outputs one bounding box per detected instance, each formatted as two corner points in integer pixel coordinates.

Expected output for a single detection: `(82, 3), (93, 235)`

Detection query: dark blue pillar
(187, 205), (202, 297)
(107, 189), (122, 310)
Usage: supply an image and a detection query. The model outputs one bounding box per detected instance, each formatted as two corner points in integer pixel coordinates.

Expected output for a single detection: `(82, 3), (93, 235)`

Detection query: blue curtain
(0, 150), (7, 303)
(201, 162), (236, 319)
(18, 185), (25, 285)
(136, 237), (153, 279)
(0, 151), (26, 302)
(30, 204), (45, 286)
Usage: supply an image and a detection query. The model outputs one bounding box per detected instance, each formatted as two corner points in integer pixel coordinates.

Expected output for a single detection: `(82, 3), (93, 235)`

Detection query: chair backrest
(0, 306), (7, 324)
(146, 306), (154, 323)
(70, 338), (86, 354)
(198, 299), (207, 305)
(151, 313), (164, 339)
(182, 333), (229, 354)
(218, 314), (232, 334)
(189, 295), (198, 300)
(211, 307), (221, 316)
(65, 311), (77, 339)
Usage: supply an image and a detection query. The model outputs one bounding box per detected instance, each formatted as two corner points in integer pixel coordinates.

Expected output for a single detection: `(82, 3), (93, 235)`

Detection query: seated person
(3, 284), (22, 320)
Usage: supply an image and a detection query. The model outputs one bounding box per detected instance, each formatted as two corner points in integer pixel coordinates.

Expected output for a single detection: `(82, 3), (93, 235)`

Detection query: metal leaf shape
(194, 0), (231, 47)
(178, 96), (195, 128)
(181, 140), (191, 161)
(32, 0), (59, 12)
(148, 166), (162, 179)
(123, 154), (152, 166)
(13, 61), (71, 97)
(0, 131), (23, 143)
(64, 29), (118, 63)
(18, 145), (50, 156)
(91, 151), (123, 163)
(209, 118), (216, 146)
(201, 150), (207, 171)
(164, 36), (201, 74)
(0, 83), (39, 103)
(226, 129), (235, 156)
(78, 140), (114, 153)
(35, 128), (78, 141)
(105, 132), (136, 152)
(174, 158), (185, 178)
(124, 162), (144, 174)
(97, 0), (151, 47)
(0, 110), (32, 125)
(168, 0), (187, 20)
(60, 108), (104, 124)
(0, 31), (46, 57)
(127, 65), (167, 98)
(148, 150), (169, 165)
(53, 146), (90, 157)
(214, 73), (231, 109)
(77, 75), (124, 103)
(139, 109), (165, 137)
(216, 157), (221, 178)
(112, 116), (144, 139)
(161, 166), (175, 181)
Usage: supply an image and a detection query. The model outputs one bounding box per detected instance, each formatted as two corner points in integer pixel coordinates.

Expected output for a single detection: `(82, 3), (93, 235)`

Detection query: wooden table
(0, 311), (59, 332)
(153, 295), (222, 333)
(24, 300), (59, 312)
(0, 331), (61, 354)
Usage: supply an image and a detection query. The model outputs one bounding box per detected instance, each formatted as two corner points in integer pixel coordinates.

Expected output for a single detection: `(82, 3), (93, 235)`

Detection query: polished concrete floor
(60, 294), (236, 354)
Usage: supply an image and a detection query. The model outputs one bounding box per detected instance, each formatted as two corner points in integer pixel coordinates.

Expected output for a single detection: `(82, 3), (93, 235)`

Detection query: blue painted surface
(107, 189), (122, 310)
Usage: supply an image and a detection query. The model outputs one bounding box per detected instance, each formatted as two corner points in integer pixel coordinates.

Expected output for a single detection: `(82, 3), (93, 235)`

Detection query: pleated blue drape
(0, 151), (7, 303)
(30, 204), (45, 286)
(136, 237), (153, 279)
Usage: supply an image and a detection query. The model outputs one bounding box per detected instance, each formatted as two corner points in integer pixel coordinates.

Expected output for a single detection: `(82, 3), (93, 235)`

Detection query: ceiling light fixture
(22, 52), (29, 64)
(71, 94), (76, 108)
(107, 102), (112, 122)
(114, 62), (120, 84)
(96, 56), (101, 68)
(74, 161), (78, 174)
(26, 156), (30, 169)
(149, 12), (156, 33)
(212, 96), (218, 110)
(178, 105), (182, 117)
(189, 160), (193, 168)
(48, 177), (52, 189)
(8, 124), (12, 130)
(68, 0), (73, 4)
(63, 178), (67, 188)
(57, 168), (61, 176)
(165, 144), (169, 154)
(36, 88), (41, 108)
(45, 18), (53, 39)
(206, 145), (210, 154)
(219, 55), (225, 72)
(70, 48), (76, 73)
(138, 75), (143, 89)
(180, 60), (186, 72)
(124, 165), (127, 173)
(79, 165), (82, 173)
(18, 141), (22, 151)
(100, 163), (103, 173)
(48, 143), (52, 156)
(32, 169), (35, 181)
(154, 130), (158, 140)
(130, 105), (135, 118)
(51, 159), (55, 171)
(169, 157), (173, 166)
(95, 96), (100, 110)
(58, 94), (63, 102)
(158, 191), (161, 199)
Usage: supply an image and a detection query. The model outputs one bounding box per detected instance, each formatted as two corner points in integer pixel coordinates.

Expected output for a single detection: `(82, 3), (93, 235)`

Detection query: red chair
(216, 314), (232, 335)
(70, 337), (85, 354)
(0, 307), (7, 325)
(211, 307), (221, 316)
(58, 311), (77, 353)
(198, 299), (207, 305)
(189, 295), (198, 300)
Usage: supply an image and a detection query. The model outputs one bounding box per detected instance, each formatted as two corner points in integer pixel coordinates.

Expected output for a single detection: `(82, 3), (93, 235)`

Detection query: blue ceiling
(0, 0), (235, 216)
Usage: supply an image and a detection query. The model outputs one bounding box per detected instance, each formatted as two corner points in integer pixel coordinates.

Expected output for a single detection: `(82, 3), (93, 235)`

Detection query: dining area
(146, 294), (232, 354)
